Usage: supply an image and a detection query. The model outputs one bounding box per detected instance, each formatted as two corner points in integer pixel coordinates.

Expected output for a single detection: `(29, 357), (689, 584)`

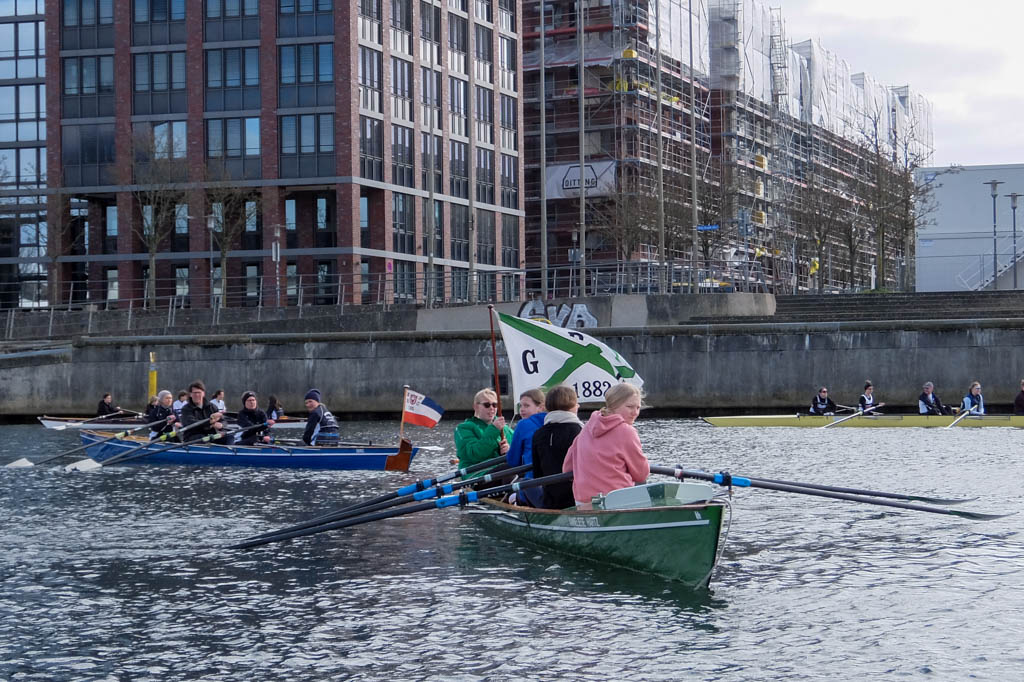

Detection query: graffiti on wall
(518, 300), (599, 328)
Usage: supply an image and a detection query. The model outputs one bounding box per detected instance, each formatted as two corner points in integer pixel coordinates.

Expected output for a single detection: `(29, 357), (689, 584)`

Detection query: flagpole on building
(486, 305), (506, 440)
(400, 384), (409, 442)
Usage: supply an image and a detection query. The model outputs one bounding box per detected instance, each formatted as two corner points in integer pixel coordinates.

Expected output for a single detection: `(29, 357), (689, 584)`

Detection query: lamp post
(1008, 193), (1021, 289)
(985, 180), (1003, 287)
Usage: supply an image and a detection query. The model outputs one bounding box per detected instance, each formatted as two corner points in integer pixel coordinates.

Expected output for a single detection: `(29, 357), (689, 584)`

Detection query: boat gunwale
(477, 496), (726, 516)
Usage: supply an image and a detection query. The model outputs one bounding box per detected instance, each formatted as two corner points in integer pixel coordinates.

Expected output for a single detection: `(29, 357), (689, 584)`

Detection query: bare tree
(205, 160), (261, 308)
(124, 124), (189, 308)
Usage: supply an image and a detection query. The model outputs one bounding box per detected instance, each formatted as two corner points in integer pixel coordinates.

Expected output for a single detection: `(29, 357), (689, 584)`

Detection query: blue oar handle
(712, 472), (751, 487)
(436, 491), (479, 508)
(414, 483), (454, 500)
(398, 479), (436, 496)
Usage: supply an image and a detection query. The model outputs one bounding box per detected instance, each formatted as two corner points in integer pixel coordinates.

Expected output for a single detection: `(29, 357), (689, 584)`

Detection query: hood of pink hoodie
(586, 410), (630, 438)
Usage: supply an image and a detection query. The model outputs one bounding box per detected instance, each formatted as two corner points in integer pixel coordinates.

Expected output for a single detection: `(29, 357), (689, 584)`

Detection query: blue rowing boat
(79, 430), (417, 471)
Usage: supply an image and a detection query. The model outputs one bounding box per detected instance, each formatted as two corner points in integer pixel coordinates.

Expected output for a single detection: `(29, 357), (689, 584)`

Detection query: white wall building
(916, 163), (1024, 291)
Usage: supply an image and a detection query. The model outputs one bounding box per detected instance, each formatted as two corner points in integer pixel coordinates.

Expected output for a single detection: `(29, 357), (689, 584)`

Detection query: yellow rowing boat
(701, 414), (1024, 428)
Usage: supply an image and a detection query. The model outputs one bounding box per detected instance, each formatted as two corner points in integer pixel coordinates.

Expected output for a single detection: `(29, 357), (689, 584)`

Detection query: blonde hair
(601, 383), (644, 415)
(969, 380), (981, 391)
(473, 388), (498, 407)
(519, 388), (545, 407)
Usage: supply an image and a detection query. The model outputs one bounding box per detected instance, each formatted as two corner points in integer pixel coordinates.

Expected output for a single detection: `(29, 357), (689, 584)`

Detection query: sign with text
(545, 160), (617, 199)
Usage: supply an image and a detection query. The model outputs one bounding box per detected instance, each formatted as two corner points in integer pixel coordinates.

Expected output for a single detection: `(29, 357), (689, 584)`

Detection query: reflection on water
(2, 420), (1024, 680)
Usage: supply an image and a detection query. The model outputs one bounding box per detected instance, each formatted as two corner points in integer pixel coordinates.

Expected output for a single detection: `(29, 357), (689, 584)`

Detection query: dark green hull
(472, 483), (726, 588)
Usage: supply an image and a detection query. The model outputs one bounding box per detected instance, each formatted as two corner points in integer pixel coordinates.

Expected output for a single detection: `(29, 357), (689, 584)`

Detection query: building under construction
(522, 0), (933, 295)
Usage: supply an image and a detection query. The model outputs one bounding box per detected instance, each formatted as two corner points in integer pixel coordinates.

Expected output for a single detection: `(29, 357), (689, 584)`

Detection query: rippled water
(2, 419), (1023, 680)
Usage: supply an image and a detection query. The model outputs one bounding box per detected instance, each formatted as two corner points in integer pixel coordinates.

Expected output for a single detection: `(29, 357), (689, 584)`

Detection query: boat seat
(598, 482), (716, 510)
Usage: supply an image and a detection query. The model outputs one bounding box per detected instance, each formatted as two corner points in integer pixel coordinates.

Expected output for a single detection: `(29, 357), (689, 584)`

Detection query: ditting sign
(545, 161), (617, 199)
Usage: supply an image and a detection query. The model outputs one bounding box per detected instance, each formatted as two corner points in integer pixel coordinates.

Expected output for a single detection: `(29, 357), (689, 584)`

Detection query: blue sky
(779, 0), (1024, 167)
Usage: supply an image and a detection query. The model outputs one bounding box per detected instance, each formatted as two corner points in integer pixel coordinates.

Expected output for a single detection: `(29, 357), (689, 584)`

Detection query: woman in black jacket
(237, 391), (274, 445)
(531, 385), (583, 509)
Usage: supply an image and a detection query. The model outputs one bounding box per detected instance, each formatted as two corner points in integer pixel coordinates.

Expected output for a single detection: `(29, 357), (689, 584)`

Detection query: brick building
(42, 0), (524, 309)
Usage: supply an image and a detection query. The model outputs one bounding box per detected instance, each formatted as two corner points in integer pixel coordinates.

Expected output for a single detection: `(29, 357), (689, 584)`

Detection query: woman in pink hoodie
(562, 383), (650, 506)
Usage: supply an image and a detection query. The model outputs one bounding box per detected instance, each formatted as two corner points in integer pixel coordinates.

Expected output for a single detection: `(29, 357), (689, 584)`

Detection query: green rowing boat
(702, 414), (1024, 427)
(471, 481), (728, 588)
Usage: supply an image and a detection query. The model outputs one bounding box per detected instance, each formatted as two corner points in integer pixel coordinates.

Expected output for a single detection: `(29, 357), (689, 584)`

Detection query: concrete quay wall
(2, 317), (1022, 417)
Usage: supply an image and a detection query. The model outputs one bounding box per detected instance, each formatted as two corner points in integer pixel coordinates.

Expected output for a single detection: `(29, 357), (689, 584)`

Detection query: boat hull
(40, 415), (307, 430)
(80, 430), (416, 470)
(702, 414), (1024, 428)
(472, 482), (725, 588)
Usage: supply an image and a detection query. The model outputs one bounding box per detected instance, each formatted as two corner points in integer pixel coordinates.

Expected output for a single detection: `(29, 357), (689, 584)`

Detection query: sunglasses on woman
(478, 401), (497, 408)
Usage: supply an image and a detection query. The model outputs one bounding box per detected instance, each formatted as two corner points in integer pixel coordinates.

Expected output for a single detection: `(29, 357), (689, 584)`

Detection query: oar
(6, 418), (170, 468)
(64, 417), (213, 472)
(820, 403), (881, 429)
(246, 463), (533, 545)
(66, 422), (267, 472)
(231, 470), (574, 550)
(51, 410), (133, 430)
(652, 466), (1008, 520)
(944, 406), (980, 430)
(742, 475), (974, 505)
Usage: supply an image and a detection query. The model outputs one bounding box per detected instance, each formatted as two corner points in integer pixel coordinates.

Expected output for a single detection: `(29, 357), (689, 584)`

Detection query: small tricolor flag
(402, 389), (445, 428)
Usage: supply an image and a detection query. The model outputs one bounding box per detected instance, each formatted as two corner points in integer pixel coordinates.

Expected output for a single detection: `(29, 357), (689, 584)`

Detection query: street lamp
(985, 180), (1003, 287)
(1008, 193), (1021, 289)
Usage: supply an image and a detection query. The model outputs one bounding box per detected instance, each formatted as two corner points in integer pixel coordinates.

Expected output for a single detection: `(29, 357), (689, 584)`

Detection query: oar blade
(947, 508), (1014, 521)
(5, 457), (34, 468)
(65, 458), (102, 472)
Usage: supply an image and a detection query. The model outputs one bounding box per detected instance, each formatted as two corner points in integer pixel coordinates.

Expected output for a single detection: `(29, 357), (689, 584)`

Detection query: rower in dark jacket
(859, 381), (885, 414)
(149, 390), (179, 440)
(530, 385), (583, 510)
(809, 387), (836, 415)
(236, 391), (275, 445)
(179, 380), (228, 442)
(302, 389), (339, 445)
(96, 393), (121, 416)
(918, 381), (949, 415)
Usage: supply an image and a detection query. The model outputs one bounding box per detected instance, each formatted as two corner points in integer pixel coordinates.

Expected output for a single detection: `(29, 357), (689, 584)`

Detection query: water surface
(2, 420), (1022, 680)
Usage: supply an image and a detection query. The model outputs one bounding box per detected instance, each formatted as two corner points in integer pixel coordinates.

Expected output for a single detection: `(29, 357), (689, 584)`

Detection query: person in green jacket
(455, 388), (513, 478)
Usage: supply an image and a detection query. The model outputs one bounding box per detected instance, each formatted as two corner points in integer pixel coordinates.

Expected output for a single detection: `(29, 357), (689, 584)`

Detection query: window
(245, 201), (259, 231)
(280, 114), (334, 154)
(64, 0), (114, 25)
(278, 0), (333, 37)
(500, 154), (518, 208)
(475, 85), (494, 143)
(392, 192), (414, 254)
(175, 265), (189, 296)
(279, 44), (332, 83)
(134, 0), (186, 22)
(134, 52), (186, 92)
(474, 25), (492, 62)
(498, 0), (514, 31)
(106, 268), (118, 301)
(0, 21), (44, 79)
(476, 209), (495, 265)
(390, 0), (411, 31)
(449, 139), (468, 198)
(391, 124), (414, 188)
(476, 147), (494, 204)
(500, 93), (517, 150)
(421, 132), (441, 192)
(285, 198), (296, 231)
(450, 203), (469, 262)
(64, 56), (114, 95)
(359, 115), (383, 180)
(448, 14), (466, 52)
(359, 46), (382, 112)
(391, 57), (412, 99)
(206, 0), (258, 17)
(149, 120), (187, 158)
(207, 117), (260, 157)
(206, 48), (259, 88)
(474, 0), (491, 23)
(499, 36), (516, 90)
(315, 196), (329, 230)
(174, 203), (189, 234)
(422, 197), (442, 258)
(359, 0), (381, 19)
(105, 205), (117, 236)
(449, 77), (467, 135)
(420, 1), (440, 41)
(421, 66), (440, 129)
(501, 213), (518, 268)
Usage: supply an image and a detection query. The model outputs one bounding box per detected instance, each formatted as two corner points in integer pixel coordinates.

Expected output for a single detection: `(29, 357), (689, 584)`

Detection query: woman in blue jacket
(506, 388), (546, 507)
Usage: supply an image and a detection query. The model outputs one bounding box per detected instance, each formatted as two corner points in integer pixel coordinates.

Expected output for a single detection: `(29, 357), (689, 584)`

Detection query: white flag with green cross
(496, 312), (643, 403)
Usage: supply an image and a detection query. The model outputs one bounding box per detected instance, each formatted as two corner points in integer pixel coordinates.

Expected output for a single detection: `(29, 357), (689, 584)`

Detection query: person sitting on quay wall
(96, 392), (121, 417)
(531, 385), (583, 510)
(454, 388), (513, 479)
(237, 391), (275, 445)
(859, 381), (884, 414)
(1014, 380), (1024, 416)
(961, 381), (985, 415)
(302, 389), (339, 446)
(149, 390), (178, 440)
(918, 381), (950, 415)
(809, 387), (836, 415)
(562, 382), (650, 507)
(180, 380), (228, 442)
(506, 388), (546, 507)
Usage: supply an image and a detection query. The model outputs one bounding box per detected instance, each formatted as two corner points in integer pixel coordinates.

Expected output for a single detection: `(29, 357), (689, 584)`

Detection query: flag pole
(400, 384), (408, 442)
(487, 305), (506, 442)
